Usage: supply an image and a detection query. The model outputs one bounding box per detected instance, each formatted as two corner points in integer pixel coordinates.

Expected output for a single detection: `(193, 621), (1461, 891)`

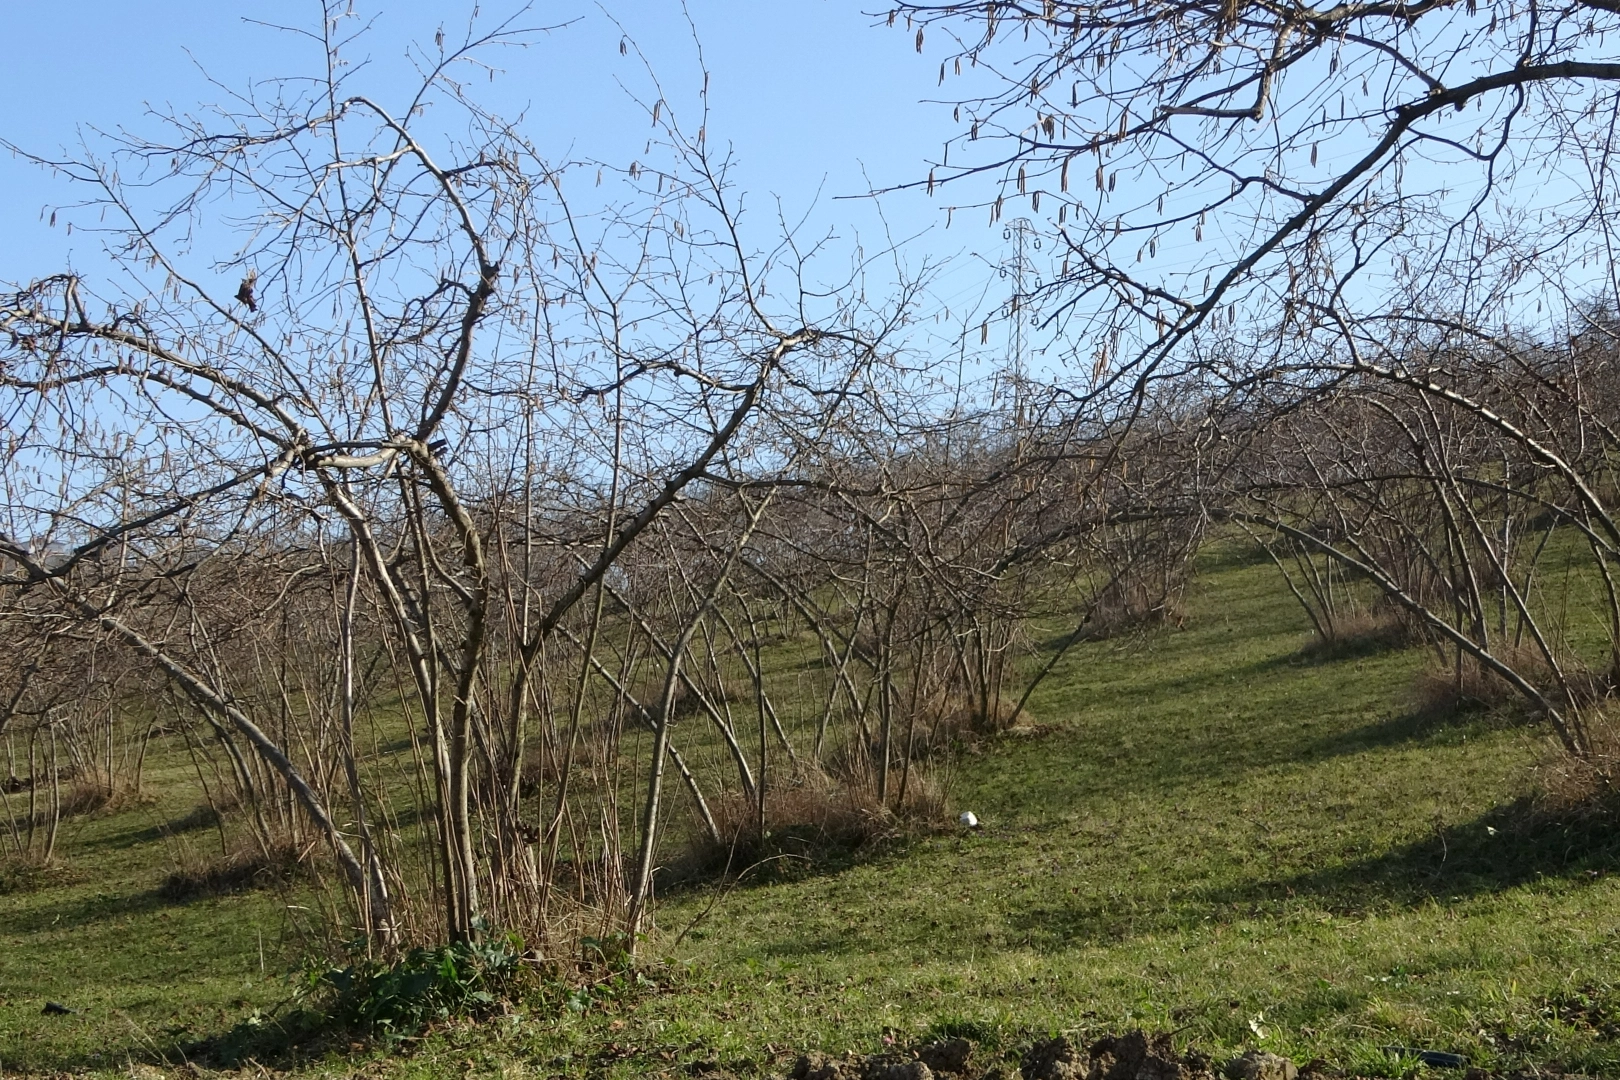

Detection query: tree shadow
(1287, 621), (1415, 666)
(0, 884), (169, 934)
(1195, 541), (1277, 573)
(654, 825), (915, 898)
(1230, 795), (1620, 910)
(977, 693), (1473, 815)
(1291, 700), (1517, 764)
(1002, 796), (1619, 951)
(375, 733), (416, 755)
(95, 803), (228, 849)
(1241, 631), (1413, 677)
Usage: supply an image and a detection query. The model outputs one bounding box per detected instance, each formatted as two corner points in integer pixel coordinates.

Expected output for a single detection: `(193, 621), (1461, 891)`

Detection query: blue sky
(6, 1), (1587, 387)
(0, 2), (1028, 348)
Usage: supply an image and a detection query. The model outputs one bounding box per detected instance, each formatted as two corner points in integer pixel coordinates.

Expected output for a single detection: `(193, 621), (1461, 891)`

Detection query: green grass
(6, 543), (1620, 1077)
(0, 755), (313, 1073)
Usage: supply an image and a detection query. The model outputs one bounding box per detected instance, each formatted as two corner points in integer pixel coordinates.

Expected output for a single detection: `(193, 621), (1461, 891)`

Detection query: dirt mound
(1021, 1032), (1217, 1080)
(783, 1029), (1602, 1080)
(790, 1031), (1228, 1080)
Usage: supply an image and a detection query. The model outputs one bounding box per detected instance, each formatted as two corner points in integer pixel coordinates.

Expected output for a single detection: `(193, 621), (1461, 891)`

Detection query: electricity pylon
(998, 217), (1042, 427)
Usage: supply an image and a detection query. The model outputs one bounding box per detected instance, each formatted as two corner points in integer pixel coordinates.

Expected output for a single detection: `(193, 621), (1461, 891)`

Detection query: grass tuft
(1295, 609), (1414, 663)
(157, 838), (309, 901)
(669, 770), (947, 888)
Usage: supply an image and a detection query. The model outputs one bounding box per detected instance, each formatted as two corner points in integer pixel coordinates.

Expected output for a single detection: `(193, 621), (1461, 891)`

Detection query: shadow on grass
(76, 801), (230, 852)
(1035, 605), (1208, 654)
(1195, 541), (1278, 574)
(1004, 796), (1620, 951)
(655, 824), (916, 898)
(978, 693), (1504, 816)
(149, 1007), (354, 1074)
(1293, 700), (1523, 763)
(1240, 794), (1620, 910)
(0, 884), (170, 933)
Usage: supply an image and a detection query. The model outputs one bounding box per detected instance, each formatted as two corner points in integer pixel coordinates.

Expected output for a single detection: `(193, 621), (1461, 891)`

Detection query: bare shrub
(0, 857), (73, 896)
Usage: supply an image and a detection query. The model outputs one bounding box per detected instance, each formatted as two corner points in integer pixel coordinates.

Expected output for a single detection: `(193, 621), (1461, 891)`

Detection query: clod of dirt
(1225, 1051), (1298, 1080)
(799, 1032), (1228, 1080)
(916, 1038), (974, 1075)
(1022, 1032), (1216, 1080)
(1021, 1037), (1086, 1080)
(792, 1053), (850, 1080)
(864, 1056), (935, 1080)
(1090, 1031), (1214, 1080)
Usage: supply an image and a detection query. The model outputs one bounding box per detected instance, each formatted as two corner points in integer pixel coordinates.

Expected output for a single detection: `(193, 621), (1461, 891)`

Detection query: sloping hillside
(3, 544), (1618, 1077)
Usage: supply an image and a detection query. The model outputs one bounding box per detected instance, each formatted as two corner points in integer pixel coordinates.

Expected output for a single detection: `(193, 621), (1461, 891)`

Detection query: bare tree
(0, 5), (915, 949)
(876, 0), (1620, 761)
(888, 0), (1620, 372)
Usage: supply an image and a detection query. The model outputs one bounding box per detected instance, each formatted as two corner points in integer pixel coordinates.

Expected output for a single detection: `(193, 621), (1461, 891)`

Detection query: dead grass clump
(1409, 642), (1577, 718)
(158, 839), (308, 901)
(0, 858), (76, 896)
(1535, 711), (1620, 819)
(9, 772), (147, 827)
(1298, 608), (1414, 660)
(517, 733), (614, 796)
(56, 776), (120, 818)
(667, 680), (736, 723)
(1410, 639), (1620, 725)
(905, 693), (1031, 759)
(623, 676), (737, 725)
(1078, 576), (1189, 641)
(935, 692), (1028, 736)
(1411, 662), (1518, 718)
(673, 770), (946, 884)
(1370, 595), (1438, 645)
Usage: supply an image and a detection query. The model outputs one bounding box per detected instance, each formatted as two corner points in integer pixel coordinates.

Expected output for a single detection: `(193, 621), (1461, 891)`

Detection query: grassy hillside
(4, 543), (1619, 1077)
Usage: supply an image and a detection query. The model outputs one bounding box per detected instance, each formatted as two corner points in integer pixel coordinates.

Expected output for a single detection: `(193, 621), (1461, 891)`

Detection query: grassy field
(4, 543), (1620, 1077)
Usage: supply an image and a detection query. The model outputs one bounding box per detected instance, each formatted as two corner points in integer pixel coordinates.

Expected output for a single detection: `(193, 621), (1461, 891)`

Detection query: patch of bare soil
(790, 1032), (1248, 1080)
(782, 1030), (1596, 1080)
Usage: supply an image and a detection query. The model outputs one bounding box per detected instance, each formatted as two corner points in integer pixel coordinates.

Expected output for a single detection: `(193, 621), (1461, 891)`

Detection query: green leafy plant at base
(315, 930), (529, 1039)
(579, 931), (635, 970)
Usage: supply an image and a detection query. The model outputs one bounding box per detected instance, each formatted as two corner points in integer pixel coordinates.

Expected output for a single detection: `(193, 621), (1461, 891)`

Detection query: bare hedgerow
(885, 0), (1620, 780)
(0, 7), (956, 955)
